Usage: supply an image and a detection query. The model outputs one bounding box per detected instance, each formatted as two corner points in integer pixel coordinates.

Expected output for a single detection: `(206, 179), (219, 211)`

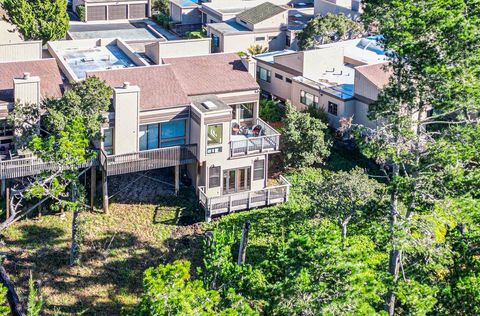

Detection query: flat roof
(59, 44), (136, 79)
(208, 21), (250, 34)
(254, 49), (296, 63)
(190, 95), (232, 114)
(171, 0), (200, 8)
(69, 22), (162, 41)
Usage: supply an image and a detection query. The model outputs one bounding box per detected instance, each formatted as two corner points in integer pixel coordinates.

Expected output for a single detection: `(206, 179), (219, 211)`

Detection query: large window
(300, 90), (319, 107)
(209, 166), (221, 188)
(257, 66), (271, 83)
(139, 119), (186, 151)
(103, 128), (114, 155)
(239, 103), (254, 120)
(207, 124), (223, 146)
(328, 101), (338, 116)
(253, 159), (265, 181)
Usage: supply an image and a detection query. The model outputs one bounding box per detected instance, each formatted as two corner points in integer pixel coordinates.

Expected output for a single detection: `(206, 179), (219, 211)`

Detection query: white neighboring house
(248, 37), (391, 129)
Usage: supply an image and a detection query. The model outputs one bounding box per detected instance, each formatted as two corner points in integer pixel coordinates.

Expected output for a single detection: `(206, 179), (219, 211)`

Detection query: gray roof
(236, 2), (286, 25)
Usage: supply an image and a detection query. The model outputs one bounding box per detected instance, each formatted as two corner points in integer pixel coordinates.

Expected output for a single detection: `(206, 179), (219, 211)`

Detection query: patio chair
(252, 125), (263, 137)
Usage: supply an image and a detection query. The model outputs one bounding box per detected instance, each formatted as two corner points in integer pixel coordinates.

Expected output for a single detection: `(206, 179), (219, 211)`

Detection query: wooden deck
(0, 157), (94, 179)
(199, 175), (291, 221)
(100, 145), (198, 176)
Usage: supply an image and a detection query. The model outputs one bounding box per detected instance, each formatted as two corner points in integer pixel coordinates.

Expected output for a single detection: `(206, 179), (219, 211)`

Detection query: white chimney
(113, 83), (140, 155)
(13, 73), (40, 105)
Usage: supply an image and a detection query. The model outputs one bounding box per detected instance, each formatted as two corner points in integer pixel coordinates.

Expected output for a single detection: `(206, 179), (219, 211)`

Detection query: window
(211, 34), (219, 48)
(257, 66), (271, 83)
(255, 36), (265, 41)
(0, 120), (12, 137)
(240, 19), (247, 24)
(239, 103), (254, 120)
(207, 124), (223, 146)
(275, 73), (283, 80)
(253, 160), (265, 180)
(328, 101), (338, 116)
(209, 166), (221, 188)
(139, 119), (186, 151)
(286, 34), (291, 47)
(300, 90), (319, 107)
(286, 78), (292, 84)
(103, 128), (114, 155)
(230, 104), (237, 120)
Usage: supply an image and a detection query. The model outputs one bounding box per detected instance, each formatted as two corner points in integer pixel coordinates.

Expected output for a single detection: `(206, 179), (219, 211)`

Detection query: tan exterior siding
(0, 42), (42, 63)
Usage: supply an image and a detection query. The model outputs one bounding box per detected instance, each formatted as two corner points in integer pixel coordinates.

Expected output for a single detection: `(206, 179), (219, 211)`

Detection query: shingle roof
(88, 65), (190, 111)
(163, 53), (259, 96)
(355, 62), (392, 88)
(236, 2), (286, 25)
(0, 59), (64, 103)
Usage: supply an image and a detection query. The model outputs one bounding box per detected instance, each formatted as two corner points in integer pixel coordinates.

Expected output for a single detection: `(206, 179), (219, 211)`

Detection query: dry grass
(0, 191), (204, 315)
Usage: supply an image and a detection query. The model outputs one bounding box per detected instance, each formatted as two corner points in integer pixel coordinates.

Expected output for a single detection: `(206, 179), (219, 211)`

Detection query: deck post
(247, 191), (251, 209)
(1, 178), (5, 198)
(102, 169), (109, 215)
(266, 189), (271, 206)
(237, 220), (251, 265)
(174, 165), (180, 195)
(90, 167), (96, 209)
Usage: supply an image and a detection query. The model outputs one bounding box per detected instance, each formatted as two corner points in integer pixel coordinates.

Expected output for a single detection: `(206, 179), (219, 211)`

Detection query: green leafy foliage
(296, 13), (364, 50)
(76, 5), (85, 22)
(152, 0), (169, 15)
(259, 99), (284, 123)
(27, 272), (44, 316)
(134, 260), (258, 316)
(0, 285), (10, 316)
(3, 0), (69, 43)
(247, 44), (268, 55)
(282, 103), (330, 168)
(185, 30), (206, 39)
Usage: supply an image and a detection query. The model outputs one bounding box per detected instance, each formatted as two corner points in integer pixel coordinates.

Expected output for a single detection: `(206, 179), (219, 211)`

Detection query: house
(250, 37), (390, 129)
(0, 40), (290, 221)
(72, 0), (151, 22)
(314, 0), (362, 20)
(207, 2), (288, 53)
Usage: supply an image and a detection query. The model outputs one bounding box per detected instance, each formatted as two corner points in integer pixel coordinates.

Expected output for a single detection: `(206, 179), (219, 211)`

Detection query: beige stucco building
(0, 40), (290, 221)
(251, 37), (390, 129)
(314, 0), (362, 20)
(72, 0), (151, 22)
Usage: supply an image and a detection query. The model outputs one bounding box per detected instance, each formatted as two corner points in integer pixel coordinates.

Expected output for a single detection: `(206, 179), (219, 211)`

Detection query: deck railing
(0, 157), (95, 179)
(199, 175), (291, 221)
(100, 144), (197, 176)
(230, 118), (281, 157)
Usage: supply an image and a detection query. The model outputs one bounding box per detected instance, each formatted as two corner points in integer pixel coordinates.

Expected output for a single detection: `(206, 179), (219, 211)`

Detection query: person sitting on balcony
(252, 125), (263, 137)
(232, 122), (240, 135)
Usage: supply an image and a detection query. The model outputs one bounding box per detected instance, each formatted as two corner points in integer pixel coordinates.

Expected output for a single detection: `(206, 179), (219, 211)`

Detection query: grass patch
(0, 190), (204, 315)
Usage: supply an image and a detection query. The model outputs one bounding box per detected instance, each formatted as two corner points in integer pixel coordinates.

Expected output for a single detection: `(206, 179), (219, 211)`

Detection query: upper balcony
(99, 144), (198, 176)
(230, 118), (280, 158)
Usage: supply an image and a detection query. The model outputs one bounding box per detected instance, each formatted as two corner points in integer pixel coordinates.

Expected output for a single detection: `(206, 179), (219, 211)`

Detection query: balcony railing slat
(103, 144), (197, 176)
(230, 118), (280, 158)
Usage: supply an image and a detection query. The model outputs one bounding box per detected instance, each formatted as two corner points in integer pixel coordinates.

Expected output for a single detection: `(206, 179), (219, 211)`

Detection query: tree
(2, 0), (69, 43)
(0, 286), (10, 316)
(309, 168), (382, 247)
(259, 98), (284, 123)
(134, 260), (258, 316)
(152, 0), (169, 15)
(296, 13), (365, 50)
(5, 77), (112, 266)
(282, 103), (330, 168)
(247, 44), (268, 55)
(355, 0), (480, 314)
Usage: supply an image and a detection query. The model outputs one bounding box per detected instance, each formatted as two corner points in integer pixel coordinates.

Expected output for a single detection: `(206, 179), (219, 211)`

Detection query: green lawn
(0, 191), (204, 315)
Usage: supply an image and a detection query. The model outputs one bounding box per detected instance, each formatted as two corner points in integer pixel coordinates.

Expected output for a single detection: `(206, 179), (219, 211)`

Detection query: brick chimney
(13, 72), (41, 105)
(113, 82), (141, 155)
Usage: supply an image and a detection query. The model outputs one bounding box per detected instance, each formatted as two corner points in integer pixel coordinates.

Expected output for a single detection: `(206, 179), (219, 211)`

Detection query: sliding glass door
(223, 167), (251, 194)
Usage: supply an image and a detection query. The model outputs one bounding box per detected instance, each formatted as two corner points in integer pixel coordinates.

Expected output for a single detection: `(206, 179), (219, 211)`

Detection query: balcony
(230, 118), (280, 157)
(0, 156), (94, 179)
(198, 175), (291, 221)
(99, 144), (197, 176)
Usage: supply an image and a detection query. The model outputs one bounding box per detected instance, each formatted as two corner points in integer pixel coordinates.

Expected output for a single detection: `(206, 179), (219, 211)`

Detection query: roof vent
(123, 82), (131, 89)
(202, 101), (217, 110)
(23, 72), (31, 79)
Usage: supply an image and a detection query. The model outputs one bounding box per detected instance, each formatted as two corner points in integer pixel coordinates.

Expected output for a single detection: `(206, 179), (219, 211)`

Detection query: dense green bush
(282, 103), (331, 168)
(259, 98), (285, 123)
(3, 0), (69, 43)
(76, 5), (85, 22)
(185, 30), (206, 39)
(303, 105), (329, 125)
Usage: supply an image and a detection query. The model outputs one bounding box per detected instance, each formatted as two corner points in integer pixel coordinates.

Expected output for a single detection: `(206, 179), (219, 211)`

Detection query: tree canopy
(296, 13), (365, 50)
(3, 0), (69, 43)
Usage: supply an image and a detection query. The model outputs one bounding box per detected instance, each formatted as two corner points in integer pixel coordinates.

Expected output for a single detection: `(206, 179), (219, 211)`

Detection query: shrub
(185, 30), (205, 39)
(303, 105), (329, 125)
(259, 98), (285, 123)
(282, 102), (331, 168)
(76, 5), (85, 22)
